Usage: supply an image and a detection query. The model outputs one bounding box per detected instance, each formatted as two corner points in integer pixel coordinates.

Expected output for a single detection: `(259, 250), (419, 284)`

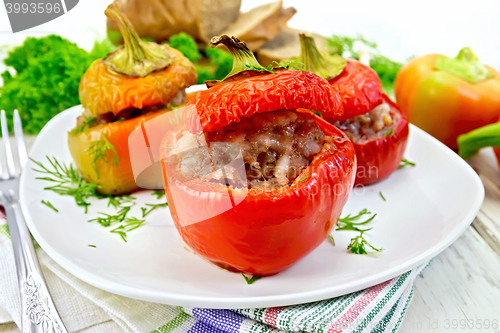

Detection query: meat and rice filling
(171, 110), (331, 189)
(333, 103), (398, 143)
(76, 90), (187, 128)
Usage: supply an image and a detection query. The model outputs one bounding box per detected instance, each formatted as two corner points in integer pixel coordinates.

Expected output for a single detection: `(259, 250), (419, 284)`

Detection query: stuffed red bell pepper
(299, 33), (409, 185)
(160, 36), (356, 276)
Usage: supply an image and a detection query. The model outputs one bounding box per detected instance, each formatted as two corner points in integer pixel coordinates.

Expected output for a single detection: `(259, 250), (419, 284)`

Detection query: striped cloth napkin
(0, 213), (429, 333)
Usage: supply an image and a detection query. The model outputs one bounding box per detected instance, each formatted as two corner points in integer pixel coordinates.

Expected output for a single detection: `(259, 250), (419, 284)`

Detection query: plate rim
(20, 106), (485, 308)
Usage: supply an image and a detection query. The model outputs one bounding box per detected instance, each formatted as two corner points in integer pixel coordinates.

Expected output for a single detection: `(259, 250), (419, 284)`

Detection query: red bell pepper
(160, 36), (356, 276)
(300, 33), (409, 185)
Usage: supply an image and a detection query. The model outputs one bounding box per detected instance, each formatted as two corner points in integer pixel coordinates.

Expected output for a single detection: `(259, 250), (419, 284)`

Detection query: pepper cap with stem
(102, 3), (175, 78)
(299, 33), (347, 80)
(434, 47), (494, 84)
(458, 121), (500, 159)
(205, 35), (272, 87)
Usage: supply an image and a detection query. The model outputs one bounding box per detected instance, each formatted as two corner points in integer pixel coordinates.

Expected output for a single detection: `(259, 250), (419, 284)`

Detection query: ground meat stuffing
(171, 110), (329, 189)
(75, 89), (187, 128)
(333, 103), (397, 143)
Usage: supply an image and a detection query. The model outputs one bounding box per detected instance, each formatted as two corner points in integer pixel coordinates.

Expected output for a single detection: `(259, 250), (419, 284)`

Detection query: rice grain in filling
(172, 110), (332, 189)
(333, 103), (398, 143)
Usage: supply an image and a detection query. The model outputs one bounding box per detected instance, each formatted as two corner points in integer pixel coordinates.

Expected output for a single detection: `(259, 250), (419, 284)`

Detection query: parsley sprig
(347, 230), (383, 255)
(331, 209), (383, 254)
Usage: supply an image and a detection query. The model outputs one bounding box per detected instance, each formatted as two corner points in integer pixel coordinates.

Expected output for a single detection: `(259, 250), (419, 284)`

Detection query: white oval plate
(20, 105), (484, 309)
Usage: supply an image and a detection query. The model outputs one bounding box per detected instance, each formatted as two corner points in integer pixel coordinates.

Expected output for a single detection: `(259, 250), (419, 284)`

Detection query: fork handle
(5, 201), (68, 333)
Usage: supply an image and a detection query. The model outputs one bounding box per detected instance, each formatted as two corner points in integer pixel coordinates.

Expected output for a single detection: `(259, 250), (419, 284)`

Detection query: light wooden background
(401, 148), (500, 333)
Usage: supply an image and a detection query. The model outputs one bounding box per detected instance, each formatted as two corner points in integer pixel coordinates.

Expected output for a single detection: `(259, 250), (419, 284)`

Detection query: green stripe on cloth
(152, 312), (190, 333)
(391, 288), (414, 333)
(351, 271), (411, 333)
(370, 286), (413, 333)
(0, 224), (10, 239)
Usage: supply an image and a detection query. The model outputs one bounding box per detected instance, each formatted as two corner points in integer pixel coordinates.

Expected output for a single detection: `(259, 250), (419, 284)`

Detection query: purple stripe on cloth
(187, 320), (229, 333)
(190, 309), (246, 333)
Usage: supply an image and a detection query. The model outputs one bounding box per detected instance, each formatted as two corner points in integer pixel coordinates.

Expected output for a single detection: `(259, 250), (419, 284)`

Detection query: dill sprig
(71, 115), (96, 134)
(32, 157), (153, 242)
(31, 156), (100, 213)
(109, 217), (146, 242)
(87, 133), (120, 178)
(41, 200), (58, 212)
(331, 208), (383, 255)
(379, 192), (386, 201)
(88, 206), (132, 227)
(241, 273), (262, 285)
(152, 190), (165, 200)
(398, 157), (416, 169)
(141, 202), (168, 218)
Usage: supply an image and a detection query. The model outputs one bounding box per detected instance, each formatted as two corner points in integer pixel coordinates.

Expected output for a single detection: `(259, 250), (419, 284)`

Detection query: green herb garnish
(332, 209), (383, 255)
(328, 235), (335, 246)
(41, 200), (58, 212)
(123, 216), (146, 232)
(87, 133), (120, 178)
(141, 202), (169, 218)
(0, 35), (114, 134)
(152, 190), (165, 199)
(347, 230), (383, 255)
(88, 207), (132, 227)
(383, 129), (394, 138)
(398, 158), (416, 169)
(299, 175), (310, 182)
(379, 192), (386, 201)
(31, 157), (100, 213)
(241, 273), (262, 285)
(111, 225), (127, 242)
(88, 244), (96, 248)
(327, 34), (403, 96)
(71, 115), (96, 134)
(32, 157), (150, 241)
(336, 209), (376, 232)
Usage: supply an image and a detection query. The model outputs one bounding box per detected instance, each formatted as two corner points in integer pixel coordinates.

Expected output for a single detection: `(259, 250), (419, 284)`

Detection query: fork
(0, 110), (68, 333)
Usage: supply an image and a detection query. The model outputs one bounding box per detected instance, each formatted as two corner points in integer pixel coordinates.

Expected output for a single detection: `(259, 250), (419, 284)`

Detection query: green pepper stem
(299, 33), (347, 80)
(103, 3), (174, 77)
(434, 47), (493, 84)
(210, 35), (266, 79)
(458, 122), (500, 159)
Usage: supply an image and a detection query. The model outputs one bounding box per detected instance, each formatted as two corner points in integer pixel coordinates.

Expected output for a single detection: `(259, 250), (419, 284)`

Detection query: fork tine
(1, 110), (17, 178)
(13, 110), (28, 171)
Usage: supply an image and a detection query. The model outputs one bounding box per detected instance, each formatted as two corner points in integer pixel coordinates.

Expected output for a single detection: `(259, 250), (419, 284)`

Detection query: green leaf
(41, 200), (58, 212)
(241, 273), (262, 285)
(398, 158), (416, 169)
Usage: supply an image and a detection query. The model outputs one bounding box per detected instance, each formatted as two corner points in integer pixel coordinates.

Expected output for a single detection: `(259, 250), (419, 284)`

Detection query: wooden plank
(401, 227), (500, 333)
(467, 148), (500, 255)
